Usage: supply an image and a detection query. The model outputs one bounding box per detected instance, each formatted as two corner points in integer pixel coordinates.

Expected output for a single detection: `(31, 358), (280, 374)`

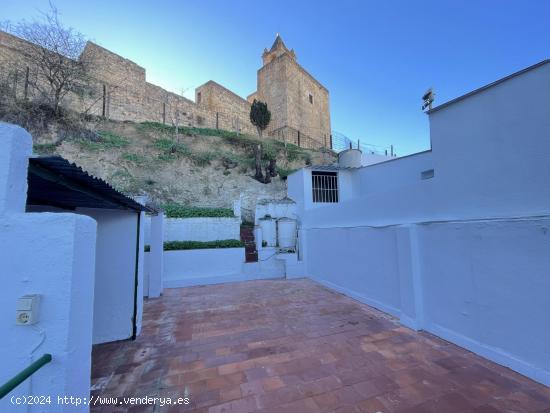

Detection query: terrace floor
(91, 279), (550, 413)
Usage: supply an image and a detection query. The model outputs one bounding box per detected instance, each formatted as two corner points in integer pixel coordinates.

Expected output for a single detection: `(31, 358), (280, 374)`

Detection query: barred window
(312, 171), (338, 203)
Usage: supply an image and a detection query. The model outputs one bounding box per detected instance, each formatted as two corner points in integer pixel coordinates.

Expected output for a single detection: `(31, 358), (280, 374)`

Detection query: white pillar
(0, 123), (97, 412)
(0, 123), (32, 215)
(148, 213), (164, 297)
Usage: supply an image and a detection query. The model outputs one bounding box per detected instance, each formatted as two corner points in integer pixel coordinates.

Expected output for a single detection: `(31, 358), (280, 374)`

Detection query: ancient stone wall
(0, 30), (330, 149)
(195, 81), (256, 134)
(255, 53), (330, 149)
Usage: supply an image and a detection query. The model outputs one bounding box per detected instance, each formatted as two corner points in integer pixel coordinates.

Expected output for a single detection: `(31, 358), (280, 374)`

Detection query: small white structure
(0, 124), (97, 412)
(338, 148), (362, 168)
(26, 157), (157, 344)
(288, 59), (550, 386)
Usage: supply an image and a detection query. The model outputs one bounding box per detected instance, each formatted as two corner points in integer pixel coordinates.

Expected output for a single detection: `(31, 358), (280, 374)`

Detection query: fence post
(102, 84), (106, 118)
(297, 130), (301, 147)
(162, 102), (166, 124)
(24, 66), (29, 100)
(216, 112), (219, 129)
(12, 69), (18, 99)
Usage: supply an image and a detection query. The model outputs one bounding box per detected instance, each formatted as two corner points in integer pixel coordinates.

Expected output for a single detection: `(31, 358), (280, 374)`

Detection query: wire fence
(0, 61), (335, 151)
(331, 130), (396, 156)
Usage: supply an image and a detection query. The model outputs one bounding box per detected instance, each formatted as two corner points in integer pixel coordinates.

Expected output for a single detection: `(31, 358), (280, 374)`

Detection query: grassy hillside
(28, 118), (335, 219)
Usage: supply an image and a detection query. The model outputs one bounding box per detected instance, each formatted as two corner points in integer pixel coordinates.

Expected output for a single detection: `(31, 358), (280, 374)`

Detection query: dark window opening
(309, 94), (314, 104)
(312, 171), (338, 203)
(421, 169), (435, 180)
(197, 92), (202, 104)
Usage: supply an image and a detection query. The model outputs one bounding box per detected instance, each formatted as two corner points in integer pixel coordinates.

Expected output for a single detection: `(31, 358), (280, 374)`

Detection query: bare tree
(4, 3), (92, 115)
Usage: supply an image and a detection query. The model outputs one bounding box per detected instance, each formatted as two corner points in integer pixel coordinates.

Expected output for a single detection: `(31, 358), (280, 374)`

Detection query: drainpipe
(131, 211), (141, 340)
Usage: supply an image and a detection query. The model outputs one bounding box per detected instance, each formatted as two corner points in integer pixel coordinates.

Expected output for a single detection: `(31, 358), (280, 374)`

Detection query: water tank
(277, 218), (297, 249)
(259, 216), (276, 247)
(338, 148), (362, 168)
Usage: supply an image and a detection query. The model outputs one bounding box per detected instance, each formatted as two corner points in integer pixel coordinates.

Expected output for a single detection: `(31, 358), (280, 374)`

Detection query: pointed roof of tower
(262, 34), (296, 65)
(270, 34), (288, 52)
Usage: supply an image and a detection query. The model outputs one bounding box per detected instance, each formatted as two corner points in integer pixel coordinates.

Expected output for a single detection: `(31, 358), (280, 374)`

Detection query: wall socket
(16, 294), (41, 325)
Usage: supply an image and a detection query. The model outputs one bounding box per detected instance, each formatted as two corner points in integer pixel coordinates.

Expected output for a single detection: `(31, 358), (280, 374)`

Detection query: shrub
(163, 239), (244, 251)
(97, 130), (130, 148)
(277, 167), (298, 179)
(163, 204), (234, 218)
(154, 138), (189, 157)
(190, 150), (217, 166)
(121, 153), (146, 163)
(33, 143), (58, 154)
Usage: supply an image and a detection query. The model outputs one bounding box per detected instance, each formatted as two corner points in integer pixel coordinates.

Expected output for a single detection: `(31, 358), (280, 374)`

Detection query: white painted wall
(152, 248), (245, 288)
(302, 218), (550, 386)
(0, 124), (97, 412)
(361, 152), (394, 166)
(254, 199), (297, 224)
(293, 61), (550, 386)
(143, 216), (240, 244)
(77, 208), (140, 344)
(288, 168), (356, 217)
(430, 61), (550, 219)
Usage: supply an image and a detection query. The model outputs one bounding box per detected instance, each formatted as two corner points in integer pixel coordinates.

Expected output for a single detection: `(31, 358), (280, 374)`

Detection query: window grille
(312, 171), (339, 203)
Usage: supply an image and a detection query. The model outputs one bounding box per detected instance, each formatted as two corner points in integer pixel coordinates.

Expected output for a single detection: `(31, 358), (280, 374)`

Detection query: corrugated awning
(27, 156), (154, 213)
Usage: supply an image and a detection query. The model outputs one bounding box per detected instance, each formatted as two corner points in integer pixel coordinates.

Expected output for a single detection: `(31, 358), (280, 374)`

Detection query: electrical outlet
(16, 294), (41, 325)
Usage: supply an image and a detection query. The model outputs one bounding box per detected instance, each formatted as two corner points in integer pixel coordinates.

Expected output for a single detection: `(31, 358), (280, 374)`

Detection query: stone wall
(255, 51), (331, 149)
(195, 81), (256, 134)
(0, 30), (330, 149)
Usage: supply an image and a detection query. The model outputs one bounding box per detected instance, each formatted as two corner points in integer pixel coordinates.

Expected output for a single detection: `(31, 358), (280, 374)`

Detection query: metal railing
(0, 354), (52, 399)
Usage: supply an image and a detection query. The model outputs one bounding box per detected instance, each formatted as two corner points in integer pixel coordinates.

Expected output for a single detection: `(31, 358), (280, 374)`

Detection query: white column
(0, 123), (32, 215)
(148, 213), (164, 297)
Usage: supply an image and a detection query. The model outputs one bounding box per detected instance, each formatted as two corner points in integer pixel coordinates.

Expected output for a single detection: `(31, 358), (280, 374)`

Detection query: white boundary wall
(143, 216), (240, 244)
(151, 248), (245, 288)
(293, 61), (550, 386)
(0, 124), (97, 412)
(302, 218), (550, 386)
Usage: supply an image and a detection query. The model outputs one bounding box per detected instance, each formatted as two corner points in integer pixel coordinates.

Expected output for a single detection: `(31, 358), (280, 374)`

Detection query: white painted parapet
(143, 216), (241, 244)
(0, 124), (97, 412)
(159, 248), (245, 288)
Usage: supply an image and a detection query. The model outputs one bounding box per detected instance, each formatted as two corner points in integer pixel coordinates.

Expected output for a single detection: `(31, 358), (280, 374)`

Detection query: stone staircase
(240, 226), (258, 263)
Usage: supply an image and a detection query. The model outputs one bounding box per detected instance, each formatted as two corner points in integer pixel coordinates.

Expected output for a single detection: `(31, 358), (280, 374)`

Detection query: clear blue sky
(3, 1), (549, 155)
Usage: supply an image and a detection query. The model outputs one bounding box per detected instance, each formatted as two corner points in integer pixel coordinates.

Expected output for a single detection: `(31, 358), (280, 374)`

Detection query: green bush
(97, 131), (130, 148)
(154, 138), (189, 157)
(190, 150), (217, 166)
(277, 167), (298, 179)
(163, 239), (244, 251)
(33, 143), (58, 154)
(121, 153), (146, 163)
(163, 203), (234, 218)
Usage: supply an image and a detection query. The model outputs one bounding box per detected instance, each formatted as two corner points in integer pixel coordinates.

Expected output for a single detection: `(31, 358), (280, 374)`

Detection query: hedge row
(144, 239), (244, 252)
(163, 203), (234, 218)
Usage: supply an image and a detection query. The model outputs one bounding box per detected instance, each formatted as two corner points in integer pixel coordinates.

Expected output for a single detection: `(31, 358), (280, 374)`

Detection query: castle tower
(248, 35), (331, 149)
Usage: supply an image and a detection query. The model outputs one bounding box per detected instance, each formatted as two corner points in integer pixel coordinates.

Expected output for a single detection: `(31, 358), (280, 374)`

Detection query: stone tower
(248, 35), (331, 149)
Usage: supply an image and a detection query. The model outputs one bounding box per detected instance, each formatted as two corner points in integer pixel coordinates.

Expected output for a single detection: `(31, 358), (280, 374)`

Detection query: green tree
(249, 99), (271, 137)
(250, 100), (271, 182)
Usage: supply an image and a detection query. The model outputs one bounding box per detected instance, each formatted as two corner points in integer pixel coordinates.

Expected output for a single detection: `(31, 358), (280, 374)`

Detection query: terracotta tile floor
(91, 279), (550, 413)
